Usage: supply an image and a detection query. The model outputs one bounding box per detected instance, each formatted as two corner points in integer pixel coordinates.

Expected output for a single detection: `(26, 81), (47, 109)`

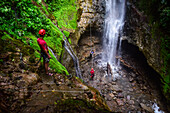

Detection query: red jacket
(90, 70), (94, 74)
(37, 38), (48, 52)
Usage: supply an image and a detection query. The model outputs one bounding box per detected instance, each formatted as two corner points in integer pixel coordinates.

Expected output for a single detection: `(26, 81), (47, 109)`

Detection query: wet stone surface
(78, 36), (169, 113)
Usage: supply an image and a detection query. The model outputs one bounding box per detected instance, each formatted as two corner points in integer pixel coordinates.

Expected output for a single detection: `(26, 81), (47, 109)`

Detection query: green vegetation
(46, 0), (78, 29)
(0, 32), (34, 57)
(137, 0), (170, 31)
(0, 0), (79, 75)
(0, 0), (49, 37)
(136, 0), (170, 98)
(63, 30), (70, 38)
(160, 35), (170, 97)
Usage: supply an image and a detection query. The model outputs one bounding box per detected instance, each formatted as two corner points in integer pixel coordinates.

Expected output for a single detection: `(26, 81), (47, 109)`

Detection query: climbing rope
(90, 22), (94, 69)
(90, 22), (92, 51)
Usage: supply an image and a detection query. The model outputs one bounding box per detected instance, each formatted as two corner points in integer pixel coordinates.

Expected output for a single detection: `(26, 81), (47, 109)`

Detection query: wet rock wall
(67, 0), (169, 101)
(63, 0), (105, 72)
(124, 0), (162, 77)
(124, 0), (169, 101)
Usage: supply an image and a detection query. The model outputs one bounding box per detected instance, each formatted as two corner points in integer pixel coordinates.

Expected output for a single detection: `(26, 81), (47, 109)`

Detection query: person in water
(37, 29), (51, 75)
(90, 68), (95, 80)
(106, 62), (112, 77)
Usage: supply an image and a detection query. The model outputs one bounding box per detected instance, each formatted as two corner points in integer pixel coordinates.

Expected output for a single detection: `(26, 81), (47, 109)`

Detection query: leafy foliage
(0, 0), (79, 75)
(160, 7), (170, 31)
(46, 0), (78, 29)
(138, 0), (170, 33)
(160, 35), (170, 95)
(0, 0), (50, 37)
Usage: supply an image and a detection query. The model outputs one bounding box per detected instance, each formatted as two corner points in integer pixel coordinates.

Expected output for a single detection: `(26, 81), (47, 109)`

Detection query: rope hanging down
(90, 22), (94, 68)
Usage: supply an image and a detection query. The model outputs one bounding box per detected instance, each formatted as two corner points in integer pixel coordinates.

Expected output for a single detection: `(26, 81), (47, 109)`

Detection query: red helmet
(91, 68), (93, 71)
(39, 29), (46, 35)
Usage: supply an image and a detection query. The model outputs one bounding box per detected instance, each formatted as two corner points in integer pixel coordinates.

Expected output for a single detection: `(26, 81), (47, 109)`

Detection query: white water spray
(152, 103), (164, 113)
(102, 0), (126, 66)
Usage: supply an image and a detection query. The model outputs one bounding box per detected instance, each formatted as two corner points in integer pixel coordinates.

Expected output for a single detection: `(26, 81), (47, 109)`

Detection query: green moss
(1, 32), (13, 40)
(63, 30), (70, 37)
(34, 51), (41, 58)
(68, 38), (72, 44)
(49, 51), (69, 75)
(28, 35), (40, 51)
(54, 7), (77, 29)
(136, 0), (170, 99)
(41, 3), (49, 15)
(160, 35), (170, 99)
(46, 0), (78, 30)
(54, 99), (111, 113)
(60, 46), (65, 63)
(45, 30), (63, 56)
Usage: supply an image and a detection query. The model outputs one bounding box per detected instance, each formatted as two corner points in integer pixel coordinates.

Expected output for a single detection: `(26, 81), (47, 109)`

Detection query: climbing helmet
(39, 29), (46, 35)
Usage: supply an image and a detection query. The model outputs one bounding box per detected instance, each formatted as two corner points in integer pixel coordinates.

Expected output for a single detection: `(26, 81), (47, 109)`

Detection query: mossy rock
(54, 99), (111, 113)
(29, 55), (36, 63)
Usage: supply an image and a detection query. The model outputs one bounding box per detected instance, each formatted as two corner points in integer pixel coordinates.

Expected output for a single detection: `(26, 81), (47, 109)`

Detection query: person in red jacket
(90, 68), (95, 80)
(37, 29), (51, 75)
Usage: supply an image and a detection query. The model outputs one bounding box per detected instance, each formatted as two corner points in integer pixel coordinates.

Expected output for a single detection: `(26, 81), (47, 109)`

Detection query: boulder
(20, 73), (39, 85)
(140, 103), (153, 112)
(110, 85), (122, 92)
(116, 99), (124, 106)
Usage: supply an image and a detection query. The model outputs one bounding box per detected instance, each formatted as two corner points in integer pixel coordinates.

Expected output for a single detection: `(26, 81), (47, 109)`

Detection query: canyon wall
(124, 0), (169, 100)
(74, 0), (169, 100)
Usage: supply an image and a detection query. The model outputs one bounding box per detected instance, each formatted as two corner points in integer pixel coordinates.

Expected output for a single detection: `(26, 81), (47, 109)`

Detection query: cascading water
(48, 47), (58, 60)
(63, 40), (82, 80)
(44, 14), (82, 80)
(102, 0), (126, 66)
(55, 26), (82, 80)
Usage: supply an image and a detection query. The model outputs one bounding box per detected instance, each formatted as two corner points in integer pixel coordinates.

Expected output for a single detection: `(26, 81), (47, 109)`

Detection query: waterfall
(48, 47), (58, 60)
(43, 14), (82, 80)
(63, 40), (82, 80)
(48, 42), (82, 80)
(54, 26), (82, 80)
(102, 0), (126, 66)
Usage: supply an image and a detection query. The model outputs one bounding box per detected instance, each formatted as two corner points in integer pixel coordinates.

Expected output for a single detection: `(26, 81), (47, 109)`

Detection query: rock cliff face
(124, 1), (162, 76)
(76, 0), (163, 75)
(64, 0), (105, 71)
(0, 35), (110, 112)
(72, 0), (105, 42)
(74, 0), (169, 100)
(78, 0), (105, 34)
(123, 0), (169, 99)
